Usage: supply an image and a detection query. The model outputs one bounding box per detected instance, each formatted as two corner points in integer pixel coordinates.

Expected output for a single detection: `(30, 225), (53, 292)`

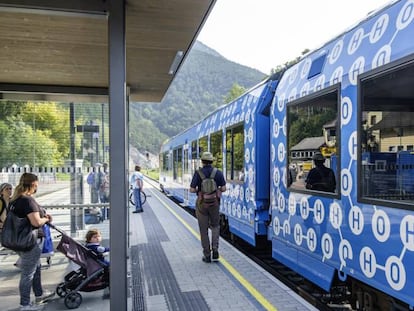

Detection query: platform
(0, 183), (318, 311)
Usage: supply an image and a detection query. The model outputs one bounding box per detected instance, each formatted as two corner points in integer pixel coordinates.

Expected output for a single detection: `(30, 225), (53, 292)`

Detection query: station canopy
(0, 0), (215, 103)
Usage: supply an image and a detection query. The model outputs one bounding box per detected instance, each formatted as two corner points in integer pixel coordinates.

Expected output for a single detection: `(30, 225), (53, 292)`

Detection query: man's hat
(201, 152), (214, 162)
(312, 152), (325, 161)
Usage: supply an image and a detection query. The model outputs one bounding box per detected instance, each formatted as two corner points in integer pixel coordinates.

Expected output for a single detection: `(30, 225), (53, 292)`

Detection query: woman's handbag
(1, 205), (38, 252)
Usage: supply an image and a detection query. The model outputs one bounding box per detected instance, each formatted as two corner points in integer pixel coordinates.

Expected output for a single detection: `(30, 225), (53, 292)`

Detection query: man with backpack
(190, 151), (226, 263)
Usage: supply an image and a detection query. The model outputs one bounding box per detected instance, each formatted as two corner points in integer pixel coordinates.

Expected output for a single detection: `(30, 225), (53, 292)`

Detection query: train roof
(275, 0), (410, 104)
(300, 0), (397, 60)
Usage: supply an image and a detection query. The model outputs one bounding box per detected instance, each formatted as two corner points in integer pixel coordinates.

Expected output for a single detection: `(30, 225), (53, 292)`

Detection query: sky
(197, 0), (393, 74)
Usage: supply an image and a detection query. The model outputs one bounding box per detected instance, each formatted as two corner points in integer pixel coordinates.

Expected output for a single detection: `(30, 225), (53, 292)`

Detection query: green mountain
(129, 41), (267, 154)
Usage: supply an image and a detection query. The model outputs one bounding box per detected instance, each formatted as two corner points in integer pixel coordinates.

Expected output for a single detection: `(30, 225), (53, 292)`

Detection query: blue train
(159, 1), (414, 309)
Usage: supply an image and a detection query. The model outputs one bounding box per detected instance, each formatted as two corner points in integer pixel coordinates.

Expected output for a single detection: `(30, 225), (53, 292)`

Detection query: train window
(210, 130), (223, 171)
(226, 124), (244, 182)
(287, 86), (339, 194)
(191, 140), (198, 172)
(173, 147), (183, 182)
(360, 59), (414, 206)
(159, 153), (163, 173)
(160, 152), (171, 176)
(159, 152), (164, 176)
(165, 150), (173, 177)
(183, 148), (189, 174)
(199, 136), (208, 157)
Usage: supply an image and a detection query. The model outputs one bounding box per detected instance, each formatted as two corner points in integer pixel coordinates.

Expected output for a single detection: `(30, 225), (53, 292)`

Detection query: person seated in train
(305, 153), (336, 193)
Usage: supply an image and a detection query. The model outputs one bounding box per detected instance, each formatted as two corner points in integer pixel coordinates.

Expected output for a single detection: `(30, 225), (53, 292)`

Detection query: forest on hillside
(128, 41), (267, 154)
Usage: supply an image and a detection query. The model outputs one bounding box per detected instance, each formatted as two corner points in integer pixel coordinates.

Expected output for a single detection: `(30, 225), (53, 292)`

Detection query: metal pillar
(108, 1), (128, 310)
(69, 103), (84, 234)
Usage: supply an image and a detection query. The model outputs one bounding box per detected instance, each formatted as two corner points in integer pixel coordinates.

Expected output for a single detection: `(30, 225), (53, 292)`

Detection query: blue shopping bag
(41, 224), (54, 257)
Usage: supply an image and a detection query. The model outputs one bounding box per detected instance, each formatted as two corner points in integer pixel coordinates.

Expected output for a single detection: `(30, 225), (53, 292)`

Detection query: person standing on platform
(99, 163), (110, 220)
(190, 152), (226, 263)
(9, 173), (55, 310)
(0, 182), (13, 247)
(130, 165), (144, 213)
(87, 163), (102, 204)
(99, 163), (110, 204)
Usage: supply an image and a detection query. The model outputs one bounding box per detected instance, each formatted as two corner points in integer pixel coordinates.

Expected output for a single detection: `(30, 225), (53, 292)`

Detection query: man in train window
(190, 151), (226, 263)
(305, 153), (336, 193)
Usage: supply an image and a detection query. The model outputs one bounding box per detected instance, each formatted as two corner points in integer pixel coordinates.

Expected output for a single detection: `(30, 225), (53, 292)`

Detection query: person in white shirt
(130, 165), (144, 213)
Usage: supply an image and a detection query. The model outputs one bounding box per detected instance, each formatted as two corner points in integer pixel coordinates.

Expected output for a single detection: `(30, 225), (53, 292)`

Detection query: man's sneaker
(35, 290), (55, 304)
(20, 303), (45, 311)
(212, 250), (219, 261)
(202, 255), (211, 263)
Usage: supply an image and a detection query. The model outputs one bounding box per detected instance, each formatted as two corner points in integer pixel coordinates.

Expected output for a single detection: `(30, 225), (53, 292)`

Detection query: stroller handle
(47, 222), (67, 236)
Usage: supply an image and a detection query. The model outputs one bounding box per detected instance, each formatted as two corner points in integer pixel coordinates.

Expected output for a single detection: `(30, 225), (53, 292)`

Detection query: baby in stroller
(54, 226), (110, 309)
(85, 229), (110, 265)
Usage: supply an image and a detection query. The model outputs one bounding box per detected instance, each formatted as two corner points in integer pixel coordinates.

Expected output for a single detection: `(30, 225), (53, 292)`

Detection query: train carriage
(270, 0), (414, 309)
(159, 0), (414, 308)
(159, 77), (280, 246)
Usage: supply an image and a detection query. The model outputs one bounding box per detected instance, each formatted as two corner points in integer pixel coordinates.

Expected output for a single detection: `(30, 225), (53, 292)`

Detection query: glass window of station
(360, 59), (414, 207)
(287, 86), (339, 194)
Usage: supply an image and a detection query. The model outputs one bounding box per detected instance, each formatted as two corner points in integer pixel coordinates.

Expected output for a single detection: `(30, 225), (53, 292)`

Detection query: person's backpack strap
(198, 168), (217, 180)
(210, 168), (217, 179)
(197, 169), (206, 180)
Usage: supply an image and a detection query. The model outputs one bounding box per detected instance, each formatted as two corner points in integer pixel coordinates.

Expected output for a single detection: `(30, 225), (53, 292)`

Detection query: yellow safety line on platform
(152, 191), (277, 311)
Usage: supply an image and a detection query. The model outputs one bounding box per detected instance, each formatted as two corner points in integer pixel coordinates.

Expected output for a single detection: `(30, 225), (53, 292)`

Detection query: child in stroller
(52, 225), (110, 309)
(85, 229), (110, 265)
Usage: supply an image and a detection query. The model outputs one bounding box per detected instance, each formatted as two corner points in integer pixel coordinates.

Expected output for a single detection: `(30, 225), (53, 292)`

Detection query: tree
(22, 102), (70, 158)
(223, 83), (246, 105)
(0, 116), (60, 167)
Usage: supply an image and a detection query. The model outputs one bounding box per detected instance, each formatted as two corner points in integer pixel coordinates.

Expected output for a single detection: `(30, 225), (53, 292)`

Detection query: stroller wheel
(64, 292), (82, 309)
(56, 282), (68, 297)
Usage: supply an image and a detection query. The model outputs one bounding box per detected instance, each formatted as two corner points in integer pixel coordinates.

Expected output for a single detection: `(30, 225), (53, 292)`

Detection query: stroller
(50, 224), (109, 309)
